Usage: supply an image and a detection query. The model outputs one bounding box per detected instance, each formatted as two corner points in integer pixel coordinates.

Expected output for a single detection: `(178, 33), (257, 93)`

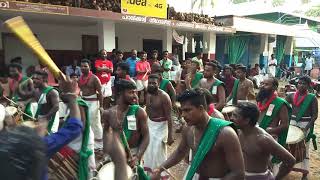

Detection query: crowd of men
(0, 48), (318, 180)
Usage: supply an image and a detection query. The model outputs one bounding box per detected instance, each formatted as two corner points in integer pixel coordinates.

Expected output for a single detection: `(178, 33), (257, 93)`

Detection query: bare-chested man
(227, 65), (254, 105)
(200, 88), (225, 119)
(199, 62), (226, 111)
(8, 63), (36, 118)
(103, 79), (149, 172)
(185, 61), (203, 90)
(257, 77), (291, 171)
(232, 102), (295, 180)
(151, 89), (245, 180)
(285, 76), (318, 179)
(32, 70), (60, 133)
(78, 59), (104, 150)
(144, 74), (174, 178)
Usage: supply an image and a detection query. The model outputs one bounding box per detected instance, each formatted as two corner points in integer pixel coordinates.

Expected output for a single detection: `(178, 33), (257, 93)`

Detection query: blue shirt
(65, 65), (82, 77)
(126, 57), (140, 77)
(42, 117), (83, 180)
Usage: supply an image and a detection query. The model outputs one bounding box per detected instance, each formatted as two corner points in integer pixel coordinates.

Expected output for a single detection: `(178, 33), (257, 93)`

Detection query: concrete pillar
(203, 32), (216, 60)
(259, 34), (269, 70)
(162, 27), (172, 53)
(284, 36), (294, 67)
(97, 20), (116, 52)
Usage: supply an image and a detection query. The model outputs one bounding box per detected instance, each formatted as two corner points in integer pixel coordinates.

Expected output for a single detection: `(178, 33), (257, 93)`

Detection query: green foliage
(301, 0), (310, 4)
(272, 0), (285, 7)
(232, 0), (248, 4)
(305, 5), (320, 17)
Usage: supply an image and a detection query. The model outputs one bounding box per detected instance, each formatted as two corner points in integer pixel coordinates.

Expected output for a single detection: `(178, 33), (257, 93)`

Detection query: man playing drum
(285, 75), (318, 179)
(199, 62), (226, 111)
(33, 70), (60, 133)
(102, 79), (149, 177)
(151, 89), (245, 180)
(227, 65), (255, 105)
(256, 77), (291, 172)
(232, 102), (295, 180)
(79, 59), (104, 151)
(144, 74), (174, 179)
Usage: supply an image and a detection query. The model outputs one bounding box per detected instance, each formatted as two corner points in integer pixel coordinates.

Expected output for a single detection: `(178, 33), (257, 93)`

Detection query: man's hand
(58, 72), (78, 94)
(128, 155), (139, 168)
(167, 135), (174, 146)
(150, 168), (162, 180)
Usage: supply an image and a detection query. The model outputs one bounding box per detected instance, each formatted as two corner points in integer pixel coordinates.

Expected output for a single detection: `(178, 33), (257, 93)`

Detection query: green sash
(209, 79), (224, 95)
(185, 118), (233, 180)
(295, 94), (317, 150)
(259, 97), (291, 163)
(76, 98), (93, 180)
(35, 86), (56, 133)
(11, 77), (33, 119)
(119, 105), (150, 180)
(191, 72), (203, 88)
(160, 79), (170, 91)
(227, 79), (239, 105)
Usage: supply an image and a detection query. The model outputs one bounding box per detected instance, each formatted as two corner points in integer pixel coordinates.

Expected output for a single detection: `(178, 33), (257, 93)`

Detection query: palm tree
(191, 0), (215, 14)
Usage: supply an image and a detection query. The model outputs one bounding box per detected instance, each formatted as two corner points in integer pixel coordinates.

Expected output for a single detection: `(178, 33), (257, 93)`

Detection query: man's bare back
(237, 78), (254, 101)
(79, 75), (100, 96)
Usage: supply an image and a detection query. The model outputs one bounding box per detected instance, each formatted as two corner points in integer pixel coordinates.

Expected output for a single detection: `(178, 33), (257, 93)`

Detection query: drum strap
(227, 79), (239, 105)
(295, 93), (317, 150)
(191, 72), (203, 88)
(185, 118), (232, 180)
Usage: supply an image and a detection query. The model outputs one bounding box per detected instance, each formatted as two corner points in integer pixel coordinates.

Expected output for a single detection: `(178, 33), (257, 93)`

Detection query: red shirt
(136, 60), (151, 80)
(95, 59), (113, 84)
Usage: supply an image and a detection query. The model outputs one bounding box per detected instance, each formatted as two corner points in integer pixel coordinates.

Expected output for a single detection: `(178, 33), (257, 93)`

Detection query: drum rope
(3, 95), (37, 121)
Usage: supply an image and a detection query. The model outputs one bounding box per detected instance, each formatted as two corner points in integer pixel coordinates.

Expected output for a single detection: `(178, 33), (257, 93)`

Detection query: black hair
(116, 50), (123, 55)
(205, 62), (218, 70)
(269, 77), (279, 89)
(235, 64), (247, 73)
(152, 50), (158, 54)
(299, 75), (311, 86)
(191, 60), (200, 67)
(163, 50), (169, 54)
(117, 62), (130, 74)
(141, 51), (147, 55)
(223, 65), (233, 71)
(10, 57), (22, 64)
(33, 70), (48, 80)
(0, 126), (46, 180)
(177, 89), (207, 108)
(112, 49), (117, 53)
(148, 74), (160, 81)
(196, 88), (213, 105)
(81, 59), (91, 66)
(236, 102), (260, 126)
(114, 79), (137, 96)
(196, 51), (203, 56)
(8, 63), (23, 72)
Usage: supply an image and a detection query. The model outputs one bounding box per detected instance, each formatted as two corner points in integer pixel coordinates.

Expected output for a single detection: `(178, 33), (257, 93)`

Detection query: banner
(121, 0), (167, 19)
(172, 30), (184, 44)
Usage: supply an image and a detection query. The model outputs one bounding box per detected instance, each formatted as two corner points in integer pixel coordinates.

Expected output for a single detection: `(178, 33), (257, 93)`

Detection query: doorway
(143, 39), (163, 59)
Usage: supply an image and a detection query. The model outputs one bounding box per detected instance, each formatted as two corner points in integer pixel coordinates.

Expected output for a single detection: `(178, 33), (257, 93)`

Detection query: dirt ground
(168, 100), (320, 180)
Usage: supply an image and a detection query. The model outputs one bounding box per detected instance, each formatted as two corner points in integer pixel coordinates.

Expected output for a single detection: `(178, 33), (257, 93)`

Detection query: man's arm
(42, 89), (60, 120)
(94, 76), (104, 110)
(135, 108), (150, 161)
(247, 81), (255, 100)
(162, 92), (174, 145)
(259, 134), (295, 180)
(306, 97), (318, 131)
(220, 126), (245, 180)
(166, 82), (176, 104)
(136, 63), (146, 74)
(266, 105), (289, 136)
(216, 85), (226, 111)
(95, 62), (113, 73)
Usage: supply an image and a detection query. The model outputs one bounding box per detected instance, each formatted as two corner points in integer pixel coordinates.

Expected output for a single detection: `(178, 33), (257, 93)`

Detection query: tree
(272, 0), (285, 7)
(192, 0), (215, 14)
(301, 0), (310, 4)
(232, 0), (248, 4)
(305, 5), (320, 17)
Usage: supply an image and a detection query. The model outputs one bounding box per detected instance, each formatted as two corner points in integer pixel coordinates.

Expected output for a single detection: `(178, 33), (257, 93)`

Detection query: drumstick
(3, 95), (37, 121)
(161, 166), (177, 180)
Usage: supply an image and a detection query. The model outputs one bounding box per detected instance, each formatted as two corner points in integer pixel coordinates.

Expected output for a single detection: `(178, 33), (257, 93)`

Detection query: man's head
(204, 62), (217, 78)
(116, 50), (124, 61)
(100, 49), (108, 59)
(10, 57), (22, 65)
(131, 49), (138, 59)
(141, 51), (147, 61)
(0, 126), (46, 180)
(112, 49), (117, 55)
(223, 65), (233, 77)
(177, 89), (207, 126)
(8, 63), (23, 78)
(196, 52), (203, 59)
(271, 54), (274, 59)
(297, 75), (311, 93)
(69, 73), (79, 82)
(116, 62), (130, 78)
(80, 59), (91, 74)
(152, 50), (158, 60)
(163, 51), (169, 59)
(183, 58), (192, 70)
(72, 59), (78, 67)
(0, 71), (8, 83)
(32, 70), (48, 88)
(235, 65), (246, 79)
(232, 102), (260, 128)
(256, 77), (278, 102)
(151, 62), (162, 75)
(147, 74), (160, 94)
(190, 60), (200, 73)
(114, 79), (138, 104)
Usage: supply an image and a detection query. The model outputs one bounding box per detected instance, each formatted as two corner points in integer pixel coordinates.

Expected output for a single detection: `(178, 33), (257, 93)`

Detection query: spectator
(65, 59), (82, 77)
(192, 52), (204, 71)
(126, 49), (140, 78)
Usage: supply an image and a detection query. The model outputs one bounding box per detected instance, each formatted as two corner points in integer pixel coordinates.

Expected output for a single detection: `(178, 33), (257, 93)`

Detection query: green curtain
(275, 35), (287, 77)
(227, 36), (249, 64)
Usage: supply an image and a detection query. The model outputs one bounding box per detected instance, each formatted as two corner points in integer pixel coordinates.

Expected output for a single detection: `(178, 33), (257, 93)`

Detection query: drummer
(199, 62), (226, 111)
(232, 102), (295, 180)
(226, 65), (255, 105)
(285, 75), (318, 179)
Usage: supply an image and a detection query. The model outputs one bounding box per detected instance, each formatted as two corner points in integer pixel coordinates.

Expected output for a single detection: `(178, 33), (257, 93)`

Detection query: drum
(286, 125), (306, 163)
(5, 106), (22, 124)
(92, 160), (134, 180)
(21, 121), (37, 128)
(221, 106), (236, 121)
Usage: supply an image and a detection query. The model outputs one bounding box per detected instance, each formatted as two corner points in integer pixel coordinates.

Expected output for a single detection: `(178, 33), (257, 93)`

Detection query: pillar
(162, 27), (172, 53)
(97, 20), (116, 52)
(284, 36), (294, 67)
(259, 34), (269, 70)
(203, 32), (216, 60)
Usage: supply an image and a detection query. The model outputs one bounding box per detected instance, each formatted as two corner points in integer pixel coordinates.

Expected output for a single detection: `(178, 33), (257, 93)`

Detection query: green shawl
(185, 118), (233, 180)
(227, 79), (239, 105)
(209, 79), (224, 95)
(191, 72), (203, 88)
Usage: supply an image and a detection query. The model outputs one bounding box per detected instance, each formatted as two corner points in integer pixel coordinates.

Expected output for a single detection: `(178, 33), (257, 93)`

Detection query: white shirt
(305, 58), (313, 70)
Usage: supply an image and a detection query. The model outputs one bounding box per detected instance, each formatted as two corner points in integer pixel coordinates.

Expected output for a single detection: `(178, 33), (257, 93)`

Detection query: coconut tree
(191, 0), (215, 14)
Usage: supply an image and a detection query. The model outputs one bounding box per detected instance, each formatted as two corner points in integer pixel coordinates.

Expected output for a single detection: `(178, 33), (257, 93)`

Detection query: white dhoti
(136, 79), (148, 91)
(144, 119), (169, 179)
(101, 80), (112, 97)
(82, 94), (103, 149)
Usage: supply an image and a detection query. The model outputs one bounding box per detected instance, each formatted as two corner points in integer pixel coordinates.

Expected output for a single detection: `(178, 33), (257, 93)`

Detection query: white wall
(115, 23), (164, 52)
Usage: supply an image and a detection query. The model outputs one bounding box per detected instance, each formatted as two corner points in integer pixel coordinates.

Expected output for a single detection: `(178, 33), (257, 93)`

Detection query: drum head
(222, 106), (236, 114)
(5, 106), (17, 116)
(98, 162), (133, 179)
(286, 125), (305, 144)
